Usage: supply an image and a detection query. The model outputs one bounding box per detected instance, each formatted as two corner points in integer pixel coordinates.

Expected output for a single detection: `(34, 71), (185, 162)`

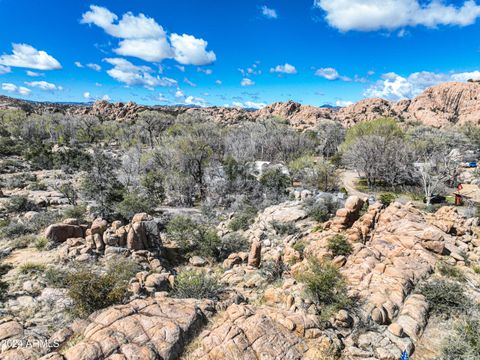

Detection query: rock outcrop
(191, 303), (338, 360)
(41, 296), (215, 360)
(3, 82), (480, 129)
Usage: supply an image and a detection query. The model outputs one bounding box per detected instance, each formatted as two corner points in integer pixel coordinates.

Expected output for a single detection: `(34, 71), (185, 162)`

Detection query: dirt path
(340, 170), (369, 199)
(3, 247), (57, 267)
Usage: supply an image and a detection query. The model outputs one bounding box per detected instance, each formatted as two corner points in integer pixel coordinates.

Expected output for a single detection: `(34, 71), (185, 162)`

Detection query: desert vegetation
(0, 100), (479, 360)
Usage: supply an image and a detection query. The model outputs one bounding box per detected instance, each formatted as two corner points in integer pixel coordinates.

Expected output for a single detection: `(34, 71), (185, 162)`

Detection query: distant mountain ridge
(2, 81), (480, 128)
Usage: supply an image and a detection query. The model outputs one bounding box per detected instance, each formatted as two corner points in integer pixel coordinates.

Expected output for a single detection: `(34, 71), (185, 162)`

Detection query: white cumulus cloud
(26, 70), (44, 77)
(0, 65), (11, 75)
(335, 99), (354, 107)
(25, 81), (63, 91)
(185, 95), (208, 107)
(104, 58), (177, 89)
(365, 70), (480, 100)
(170, 34), (216, 66)
(232, 101), (267, 109)
(241, 78), (255, 86)
(314, 0), (480, 32)
(2, 83), (31, 96)
(115, 38), (173, 62)
(262, 6), (278, 19)
(86, 63), (102, 71)
(315, 67), (351, 81)
(0, 43), (61, 70)
(81, 5), (215, 65)
(270, 63), (297, 74)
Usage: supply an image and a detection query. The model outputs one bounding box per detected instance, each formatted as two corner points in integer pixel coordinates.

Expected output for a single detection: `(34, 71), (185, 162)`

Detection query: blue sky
(1, 0), (480, 108)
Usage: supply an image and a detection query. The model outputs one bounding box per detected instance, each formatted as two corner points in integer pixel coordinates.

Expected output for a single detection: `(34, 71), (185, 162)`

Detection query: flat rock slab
(41, 297), (215, 360)
(191, 304), (326, 360)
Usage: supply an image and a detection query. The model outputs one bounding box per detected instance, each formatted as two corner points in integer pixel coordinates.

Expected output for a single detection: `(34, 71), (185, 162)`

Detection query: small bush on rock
(327, 235), (353, 257)
(296, 258), (350, 320)
(418, 279), (471, 317)
(440, 313), (480, 360)
(379, 192), (396, 206)
(172, 269), (222, 300)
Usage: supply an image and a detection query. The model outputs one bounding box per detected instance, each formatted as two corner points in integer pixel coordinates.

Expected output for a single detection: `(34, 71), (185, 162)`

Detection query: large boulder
(45, 224), (84, 243)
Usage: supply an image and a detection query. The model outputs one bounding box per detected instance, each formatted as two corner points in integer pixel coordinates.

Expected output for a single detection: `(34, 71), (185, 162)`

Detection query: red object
(455, 194), (463, 206)
(457, 184), (463, 191)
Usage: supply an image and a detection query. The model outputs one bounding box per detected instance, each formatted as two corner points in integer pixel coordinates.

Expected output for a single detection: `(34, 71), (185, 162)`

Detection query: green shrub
(220, 233), (249, 259)
(3, 173), (36, 190)
(270, 220), (298, 236)
(28, 181), (48, 191)
(261, 260), (286, 283)
(34, 237), (49, 251)
(28, 211), (62, 232)
(305, 197), (339, 223)
(11, 234), (36, 249)
(52, 148), (92, 172)
(472, 265), (480, 274)
(379, 192), (396, 206)
(0, 264), (12, 300)
(437, 262), (465, 282)
(116, 191), (155, 220)
(417, 280), (471, 317)
(0, 222), (30, 238)
(172, 269), (222, 300)
(166, 216), (221, 259)
(343, 118), (403, 149)
(296, 258), (350, 320)
(260, 168), (291, 197)
(292, 240), (306, 255)
(327, 235), (353, 257)
(141, 170), (165, 203)
(63, 204), (87, 221)
(19, 262), (46, 274)
(0, 280), (8, 301)
(6, 196), (38, 213)
(228, 206), (257, 231)
(66, 260), (137, 317)
(44, 267), (69, 288)
(440, 314), (480, 360)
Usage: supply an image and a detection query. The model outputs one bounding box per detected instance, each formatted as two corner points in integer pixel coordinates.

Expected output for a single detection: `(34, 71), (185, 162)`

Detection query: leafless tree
(137, 111), (174, 148)
(343, 135), (415, 189)
(315, 120), (345, 158)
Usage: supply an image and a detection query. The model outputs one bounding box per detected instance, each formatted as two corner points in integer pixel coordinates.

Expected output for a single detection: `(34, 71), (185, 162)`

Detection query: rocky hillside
(2, 81), (480, 128)
(1, 196), (479, 359)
